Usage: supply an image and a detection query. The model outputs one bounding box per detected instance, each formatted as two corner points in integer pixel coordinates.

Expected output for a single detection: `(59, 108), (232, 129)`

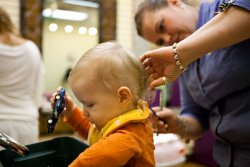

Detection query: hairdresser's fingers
(148, 73), (160, 84)
(145, 66), (155, 76)
(142, 58), (153, 70)
(154, 124), (168, 134)
(149, 77), (166, 89)
(140, 50), (152, 63)
(151, 73), (160, 79)
(158, 120), (165, 126)
(155, 108), (174, 121)
(153, 128), (159, 133)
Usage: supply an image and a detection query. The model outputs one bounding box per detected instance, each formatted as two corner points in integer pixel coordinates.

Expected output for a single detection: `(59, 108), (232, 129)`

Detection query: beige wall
(116, 0), (135, 50)
(43, 19), (99, 92)
(116, 0), (153, 56)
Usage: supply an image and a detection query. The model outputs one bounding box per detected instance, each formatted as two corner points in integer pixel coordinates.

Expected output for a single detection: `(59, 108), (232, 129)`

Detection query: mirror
(42, 0), (100, 93)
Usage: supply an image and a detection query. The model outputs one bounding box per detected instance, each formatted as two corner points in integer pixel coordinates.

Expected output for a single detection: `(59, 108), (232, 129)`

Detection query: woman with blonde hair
(0, 7), (44, 146)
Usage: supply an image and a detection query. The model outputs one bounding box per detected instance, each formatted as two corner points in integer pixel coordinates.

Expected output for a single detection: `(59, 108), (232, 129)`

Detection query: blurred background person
(0, 7), (45, 146)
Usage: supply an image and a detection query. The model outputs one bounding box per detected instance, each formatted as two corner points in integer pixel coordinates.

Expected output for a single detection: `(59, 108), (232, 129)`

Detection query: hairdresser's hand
(150, 107), (183, 136)
(140, 46), (182, 89)
(50, 87), (75, 118)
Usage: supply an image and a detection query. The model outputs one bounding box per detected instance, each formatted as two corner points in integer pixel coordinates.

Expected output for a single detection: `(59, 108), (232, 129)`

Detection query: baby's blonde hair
(69, 41), (152, 101)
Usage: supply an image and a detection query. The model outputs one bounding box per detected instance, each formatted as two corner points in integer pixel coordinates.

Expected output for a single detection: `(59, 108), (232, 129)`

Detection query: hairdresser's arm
(179, 6), (250, 67)
(141, 6), (250, 88)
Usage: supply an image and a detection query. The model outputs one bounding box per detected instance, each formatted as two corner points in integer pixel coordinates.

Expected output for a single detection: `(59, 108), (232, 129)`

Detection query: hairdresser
(136, 0), (250, 166)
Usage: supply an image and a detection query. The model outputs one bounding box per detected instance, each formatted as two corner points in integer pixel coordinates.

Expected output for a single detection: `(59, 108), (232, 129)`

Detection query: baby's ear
(117, 86), (132, 104)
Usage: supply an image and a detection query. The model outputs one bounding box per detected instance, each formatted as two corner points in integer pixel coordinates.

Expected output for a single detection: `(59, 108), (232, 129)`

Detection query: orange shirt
(64, 107), (155, 167)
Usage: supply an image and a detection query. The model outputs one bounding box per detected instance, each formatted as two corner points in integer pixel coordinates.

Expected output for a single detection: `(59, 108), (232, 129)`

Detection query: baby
(51, 41), (155, 166)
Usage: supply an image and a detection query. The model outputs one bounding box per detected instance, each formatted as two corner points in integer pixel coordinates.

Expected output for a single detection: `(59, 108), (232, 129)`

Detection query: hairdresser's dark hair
(135, 0), (190, 36)
(135, 0), (169, 36)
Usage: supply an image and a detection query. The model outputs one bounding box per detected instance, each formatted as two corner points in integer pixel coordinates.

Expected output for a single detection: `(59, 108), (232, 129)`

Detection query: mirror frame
(20, 0), (116, 52)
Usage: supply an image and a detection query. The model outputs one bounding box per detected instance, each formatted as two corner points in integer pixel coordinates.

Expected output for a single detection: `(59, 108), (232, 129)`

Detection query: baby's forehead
(70, 70), (100, 90)
(75, 58), (99, 70)
(74, 66), (97, 78)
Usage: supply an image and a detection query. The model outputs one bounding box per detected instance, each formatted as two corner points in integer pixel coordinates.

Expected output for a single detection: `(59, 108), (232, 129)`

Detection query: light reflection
(88, 27), (97, 36)
(48, 24), (97, 36)
(78, 26), (87, 35)
(49, 23), (58, 32)
(43, 8), (88, 21)
(65, 25), (73, 33)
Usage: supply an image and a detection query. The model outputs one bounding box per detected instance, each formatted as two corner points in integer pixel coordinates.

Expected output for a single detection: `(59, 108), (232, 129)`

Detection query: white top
(0, 40), (45, 121)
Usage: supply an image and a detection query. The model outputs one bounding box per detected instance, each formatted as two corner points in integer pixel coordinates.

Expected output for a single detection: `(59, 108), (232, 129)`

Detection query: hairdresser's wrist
(177, 115), (204, 140)
(176, 40), (203, 67)
(177, 116), (188, 139)
(172, 43), (188, 73)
